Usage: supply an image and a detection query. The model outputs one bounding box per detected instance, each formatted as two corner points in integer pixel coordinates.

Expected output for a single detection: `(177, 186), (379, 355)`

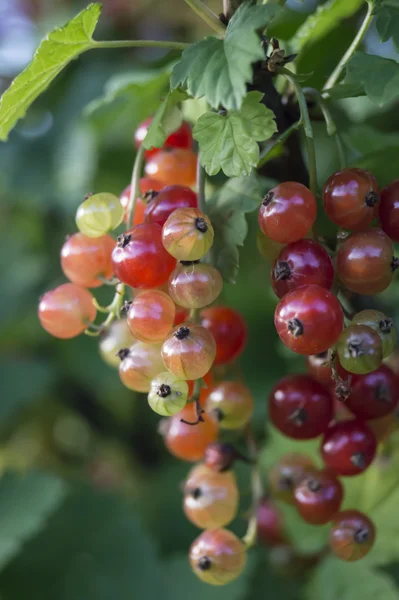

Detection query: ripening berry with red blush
(120, 178), (163, 225)
(134, 118), (192, 159)
(144, 185), (197, 226)
(61, 233), (115, 288)
(378, 179), (399, 242)
(257, 498), (286, 546)
(189, 528), (246, 585)
(321, 420), (377, 476)
(294, 469), (343, 525)
(38, 283), (96, 339)
(329, 510), (376, 562)
(201, 306), (247, 365)
(145, 149), (197, 187)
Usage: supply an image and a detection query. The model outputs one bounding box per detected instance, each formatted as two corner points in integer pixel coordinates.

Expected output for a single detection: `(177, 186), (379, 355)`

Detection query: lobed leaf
(0, 3), (102, 141)
(374, 0), (399, 51)
(143, 90), (187, 150)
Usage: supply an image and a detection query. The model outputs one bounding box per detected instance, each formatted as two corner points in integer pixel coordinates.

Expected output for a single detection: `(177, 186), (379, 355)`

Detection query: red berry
(258, 182), (316, 244)
(257, 498), (286, 546)
(168, 262), (223, 310)
(379, 179), (399, 242)
(323, 168), (380, 231)
(271, 239), (334, 299)
(174, 306), (190, 325)
(346, 365), (398, 420)
(321, 420), (377, 476)
(145, 149), (197, 187)
(307, 351), (348, 387)
(294, 470), (343, 525)
(144, 185), (197, 226)
(60, 233), (115, 288)
(201, 307), (247, 365)
(120, 178), (163, 225)
(161, 404), (218, 462)
(111, 224), (176, 289)
(336, 228), (397, 295)
(135, 118), (192, 158)
(274, 284), (344, 355)
(126, 289), (175, 344)
(189, 528), (246, 586)
(269, 374), (334, 439)
(329, 510), (376, 561)
(38, 283), (96, 339)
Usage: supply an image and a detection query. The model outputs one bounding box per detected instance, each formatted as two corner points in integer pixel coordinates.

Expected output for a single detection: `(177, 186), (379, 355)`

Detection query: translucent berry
(258, 182), (316, 244)
(322, 168), (380, 231)
(76, 193), (123, 237)
(294, 470), (343, 525)
(189, 529), (246, 585)
(161, 325), (216, 380)
(268, 453), (315, 505)
(336, 228), (397, 295)
(61, 233), (115, 288)
(120, 178), (163, 225)
(257, 498), (286, 546)
(206, 382), (254, 430)
(329, 510), (376, 561)
(274, 284), (344, 355)
(271, 239), (334, 299)
(118, 342), (164, 392)
(379, 179), (399, 242)
(99, 319), (135, 368)
(144, 185), (197, 226)
(321, 420), (377, 476)
(145, 148), (197, 187)
(336, 325), (383, 375)
(269, 374), (333, 440)
(148, 371), (188, 416)
(162, 208), (214, 261)
(183, 463), (239, 529)
(168, 262), (223, 309)
(161, 404), (218, 461)
(111, 223), (176, 289)
(346, 365), (398, 420)
(135, 117), (192, 158)
(126, 289), (175, 343)
(352, 309), (396, 359)
(38, 283), (96, 339)
(201, 307), (247, 365)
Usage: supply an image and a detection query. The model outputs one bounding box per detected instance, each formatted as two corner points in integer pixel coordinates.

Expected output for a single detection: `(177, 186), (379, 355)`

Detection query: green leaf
(143, 90), (187, 150)
(331, 51), (399, 105)
(193, 91), (277, 177)
(0, 3), (102, 141)
(171, 2), (278, 110)
(375, 0), (399, 51)
(278, 503), (330, 554)
(0, 471), (67, 571)
(305, 556), (399, 600)
(292, 0), (363, 53)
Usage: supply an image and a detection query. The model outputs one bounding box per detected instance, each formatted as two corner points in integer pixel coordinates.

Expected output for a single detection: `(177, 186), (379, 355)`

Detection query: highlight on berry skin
(126, 289), (175, 344)
(38, 283), (96, 339)
(206, 381), (254, 430)
(189, 528), (246, 585)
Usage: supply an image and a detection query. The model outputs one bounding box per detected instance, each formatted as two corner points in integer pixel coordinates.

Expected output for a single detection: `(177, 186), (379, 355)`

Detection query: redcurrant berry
(168, 262), (223, 309)
(161, 403), (218, 462)
(268, 453), (315, 505)
(126, 289), (175, 343)
(145, 148), (197, 187)
(269, 374), (334, 439)
(118, 342), (164, 392)
(329, 510), (375, 561)
(321, 420), (377, 476)
(323, 168), (380, 231)
(161, 325), (216, 380)
(174, 306), (190, 325)
(38, 283), (96, 339)
(99, 319), (135, 368)
(201, 306), (247, 365)
(144, 185), (197, 226)
(307, 350), (348, 387)
(183, 463), (239, 529)
(336, 325), (383, 375)
(76, 192), (123, 237)
(135, 117), (192, 158)
(162, 208), (214, 261)
(112, 224), (176, 289)
(258, 182), (316, 244)
(336, 228), (397, 295)
(352, 309), (396, 359)
(61, 233), (115, 288)
(274, 284), (344, 355)
(189, 529), (246, 585)
(257, 498), (286, 546)
(206, 381), (254, 430)
(120, 178), (163, 225)
(272, 239), (334, 299)
(379, 179), (399, 242)
(346, 365), (398, 420)
(148, 371), (188, 416)
(294, 469), (343, 525)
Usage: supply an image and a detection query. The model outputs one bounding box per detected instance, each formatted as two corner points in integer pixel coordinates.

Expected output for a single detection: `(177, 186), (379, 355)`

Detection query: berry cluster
(38, 117), (253, 585)
(257, 169), (399, 564)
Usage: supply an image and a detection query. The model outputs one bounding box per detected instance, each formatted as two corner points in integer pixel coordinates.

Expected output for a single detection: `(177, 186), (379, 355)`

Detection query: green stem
(281, 69), (317, 196)
(184, 0), (226, 35)
(127, 145), (145, 229)
(94, 40), (189, 50)
(323, 1), (374, 91)
(242, 424), (263, 550)
(85, 284), (125, 337)
(257, 120), (300, 168)
(196, 154), (206, 214)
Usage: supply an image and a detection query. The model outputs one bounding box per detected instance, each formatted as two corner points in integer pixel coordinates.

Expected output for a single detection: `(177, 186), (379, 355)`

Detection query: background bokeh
(1, 0), (399, 598)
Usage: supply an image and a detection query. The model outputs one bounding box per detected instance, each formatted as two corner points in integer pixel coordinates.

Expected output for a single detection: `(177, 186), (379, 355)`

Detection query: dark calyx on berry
(307, 478), (322, 493)
(143, 190), (159, 203)
(262, 191), (274, 206)
(121, 301), (132, 314)
(274, 260), (291, 281)
(157, 384), (171, 398)
(391, 257), (399, 271)
(288, 318), (304, 337)
(195, 217), (208, 233)
(351, 452), (366, 469)
(375, 383), (391, 403)
(117, 233), (132, 248)
(379, 318), (393, 333)
(279, 475), (294, 491)
(348, 339), (364, 358)
(84, 192), (93, 200)
(190, 487), (202, 500)
(336, 380), (351, 402)
(180, 260), (200, 266)
(288, 407), (307, 426)
(205, 442), (239, 472)
(365, 191), (380, 207)
(354, 528), (370, 544)
(198, 556), (212, 571)
(174, 326), (190, 340)
(117, 348), (130, 361)
(213, 407), (224, 422)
